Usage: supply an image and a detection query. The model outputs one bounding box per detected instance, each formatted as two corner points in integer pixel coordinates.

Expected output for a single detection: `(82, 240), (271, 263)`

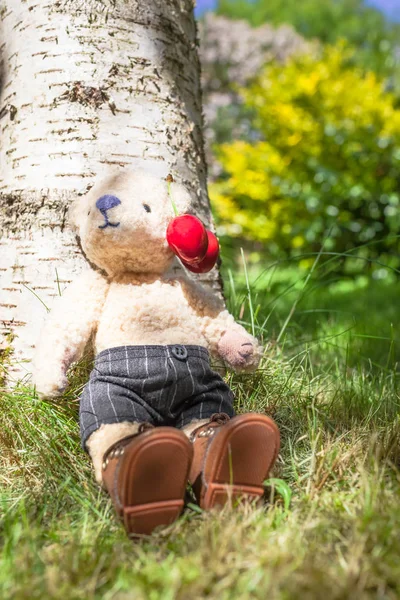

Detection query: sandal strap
(189, 413), (230, 442)
(102, 422), (154, 466)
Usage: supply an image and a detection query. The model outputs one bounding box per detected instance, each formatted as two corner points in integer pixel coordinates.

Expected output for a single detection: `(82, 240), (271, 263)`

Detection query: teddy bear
(33, 170), (280, 537)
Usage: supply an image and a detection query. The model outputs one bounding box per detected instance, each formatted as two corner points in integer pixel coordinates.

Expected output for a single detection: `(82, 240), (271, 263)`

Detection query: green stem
(167, 180), (179, 217)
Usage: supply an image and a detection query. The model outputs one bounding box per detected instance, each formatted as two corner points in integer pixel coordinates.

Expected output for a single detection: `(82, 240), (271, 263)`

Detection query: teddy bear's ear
(171, 182), (194, 214)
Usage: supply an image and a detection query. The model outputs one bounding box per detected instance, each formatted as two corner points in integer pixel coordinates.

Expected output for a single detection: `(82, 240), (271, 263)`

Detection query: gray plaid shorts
(80, 345), (235, 449)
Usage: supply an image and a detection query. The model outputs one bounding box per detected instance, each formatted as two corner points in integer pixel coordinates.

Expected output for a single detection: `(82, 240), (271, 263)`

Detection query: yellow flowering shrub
(210, 44), (400, 264)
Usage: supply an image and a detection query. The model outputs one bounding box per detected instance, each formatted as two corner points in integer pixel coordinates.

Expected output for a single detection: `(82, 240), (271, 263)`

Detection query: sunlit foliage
(211, 44), (400, 267)
(216, 0), (400, 85)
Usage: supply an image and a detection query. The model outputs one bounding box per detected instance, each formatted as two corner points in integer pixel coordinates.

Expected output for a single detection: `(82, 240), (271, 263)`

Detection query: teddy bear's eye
(143, 204), (151, 213)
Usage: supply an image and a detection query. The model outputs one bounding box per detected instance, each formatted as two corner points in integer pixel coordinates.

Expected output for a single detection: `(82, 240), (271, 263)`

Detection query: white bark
(0, 0), (214, 381)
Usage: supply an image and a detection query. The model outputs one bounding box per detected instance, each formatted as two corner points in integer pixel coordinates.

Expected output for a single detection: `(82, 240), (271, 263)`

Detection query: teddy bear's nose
(96, 195), (121, 229)
(96, 195), (121, 214)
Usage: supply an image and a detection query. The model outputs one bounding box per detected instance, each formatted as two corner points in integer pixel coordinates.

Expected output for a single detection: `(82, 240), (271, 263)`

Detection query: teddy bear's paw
(218, 330), (262, 372)
(34, 371), (68, 399)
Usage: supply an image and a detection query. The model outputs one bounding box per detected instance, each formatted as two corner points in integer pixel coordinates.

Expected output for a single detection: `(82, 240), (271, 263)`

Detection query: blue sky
(195, 0), (400, 21)
(196, 0), (216, 12)
(366, 0), (400, 19)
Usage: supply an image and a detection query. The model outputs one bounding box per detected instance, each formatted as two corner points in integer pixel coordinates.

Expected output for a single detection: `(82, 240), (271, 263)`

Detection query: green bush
(210, 44), (400, 270)
(216, 0), (400, 84)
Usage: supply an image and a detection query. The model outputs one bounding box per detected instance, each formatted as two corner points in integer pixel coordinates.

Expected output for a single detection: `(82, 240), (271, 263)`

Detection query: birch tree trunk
(0, 0), (213, 384)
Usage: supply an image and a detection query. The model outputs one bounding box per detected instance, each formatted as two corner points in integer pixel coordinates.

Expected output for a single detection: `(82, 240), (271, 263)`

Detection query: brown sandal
(102, 424), (193, 536)
(189, 413), (280, 509)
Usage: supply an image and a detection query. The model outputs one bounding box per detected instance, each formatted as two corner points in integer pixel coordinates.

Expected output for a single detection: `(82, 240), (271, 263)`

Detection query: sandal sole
(201, 414), (280, 509)
(114, 428), (193, 536)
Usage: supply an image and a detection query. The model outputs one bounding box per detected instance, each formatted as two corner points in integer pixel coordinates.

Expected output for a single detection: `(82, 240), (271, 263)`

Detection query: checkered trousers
(80, 345), (235, 449)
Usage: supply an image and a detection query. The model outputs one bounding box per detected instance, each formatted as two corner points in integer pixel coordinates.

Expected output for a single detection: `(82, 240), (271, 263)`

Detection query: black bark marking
(56, 81), (116, 114)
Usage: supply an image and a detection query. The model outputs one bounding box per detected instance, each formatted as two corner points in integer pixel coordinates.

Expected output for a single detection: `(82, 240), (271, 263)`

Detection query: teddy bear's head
(69, 171), (193, 276)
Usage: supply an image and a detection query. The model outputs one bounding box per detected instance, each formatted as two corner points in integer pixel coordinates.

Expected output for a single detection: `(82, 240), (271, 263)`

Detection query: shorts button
(171, 345), (188, 360)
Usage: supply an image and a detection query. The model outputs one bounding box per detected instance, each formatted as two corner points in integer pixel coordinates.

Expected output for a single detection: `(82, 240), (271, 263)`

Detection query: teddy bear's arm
(33, 269), (109, 398)
(180, 277), (262, 372)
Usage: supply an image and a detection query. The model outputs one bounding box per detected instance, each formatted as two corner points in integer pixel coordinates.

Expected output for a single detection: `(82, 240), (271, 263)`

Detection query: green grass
(1, 257), (399, 599)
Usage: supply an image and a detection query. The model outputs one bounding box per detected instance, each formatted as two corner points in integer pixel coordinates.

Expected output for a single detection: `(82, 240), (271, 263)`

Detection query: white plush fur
(87, 422), (141, 484)
(182, 419), (209, 437)
(33, 170), (262, 480)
